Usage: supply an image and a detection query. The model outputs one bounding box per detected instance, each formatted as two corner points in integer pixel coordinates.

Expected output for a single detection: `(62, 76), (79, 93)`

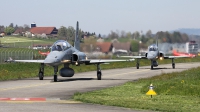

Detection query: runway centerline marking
(0, 69), (150, 91)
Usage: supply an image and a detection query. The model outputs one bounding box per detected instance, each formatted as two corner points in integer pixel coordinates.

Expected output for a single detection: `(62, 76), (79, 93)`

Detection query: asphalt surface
(0, 62), (200, 112)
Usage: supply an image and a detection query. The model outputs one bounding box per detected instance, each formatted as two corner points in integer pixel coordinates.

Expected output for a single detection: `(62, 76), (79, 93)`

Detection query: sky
(1, 0), (200, 35)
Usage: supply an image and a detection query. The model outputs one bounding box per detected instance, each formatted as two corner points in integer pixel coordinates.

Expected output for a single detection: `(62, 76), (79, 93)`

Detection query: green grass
(0, 36), (56, 47)
(73, 67), (200, 112)
(0, 56), (200, 81)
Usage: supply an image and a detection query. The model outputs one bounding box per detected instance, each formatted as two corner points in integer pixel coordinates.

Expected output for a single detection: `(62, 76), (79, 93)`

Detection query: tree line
(0, 23), (30, 35)
(1, 23), (189, 45)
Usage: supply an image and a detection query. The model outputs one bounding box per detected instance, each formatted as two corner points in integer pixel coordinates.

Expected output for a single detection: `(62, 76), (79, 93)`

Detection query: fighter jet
(120, 37), (189, 70)
(13, 21), (132, 82)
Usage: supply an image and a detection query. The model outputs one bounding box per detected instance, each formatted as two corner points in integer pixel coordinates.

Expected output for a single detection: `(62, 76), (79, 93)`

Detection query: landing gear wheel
(136, 63), (139, 69)
(172, 63), (175, 69)
(54, 75), (57, 82)
(151, 65), (153, 70)
(38, 63), (44, 80)
(97, 72), (102, 80)
(39, 72), (44, 80)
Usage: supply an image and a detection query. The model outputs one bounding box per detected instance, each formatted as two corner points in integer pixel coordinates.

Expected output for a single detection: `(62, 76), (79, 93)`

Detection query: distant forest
(1, 23), (199, 45)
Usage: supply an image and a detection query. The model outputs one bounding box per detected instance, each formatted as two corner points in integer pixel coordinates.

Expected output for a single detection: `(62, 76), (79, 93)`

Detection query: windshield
(51, 40), (71, 51)
(149, 45), (158, 51)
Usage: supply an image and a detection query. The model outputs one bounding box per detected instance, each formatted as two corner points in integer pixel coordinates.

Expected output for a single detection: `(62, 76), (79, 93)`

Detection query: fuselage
(146, 44), (159, 60)
(43, 40), (79, 66)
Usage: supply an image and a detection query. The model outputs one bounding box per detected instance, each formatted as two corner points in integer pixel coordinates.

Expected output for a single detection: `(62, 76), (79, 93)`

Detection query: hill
(174, 28), (200, 35)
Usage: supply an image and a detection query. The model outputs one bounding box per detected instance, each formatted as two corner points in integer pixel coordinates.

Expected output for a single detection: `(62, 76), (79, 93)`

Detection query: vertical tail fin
(74, 21), (80, 51)
(156, 35), (158, 47)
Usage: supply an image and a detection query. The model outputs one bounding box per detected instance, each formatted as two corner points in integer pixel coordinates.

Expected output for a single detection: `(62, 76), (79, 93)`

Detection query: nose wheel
(151, 60), (153, 70)
(97, 64), (102, 80)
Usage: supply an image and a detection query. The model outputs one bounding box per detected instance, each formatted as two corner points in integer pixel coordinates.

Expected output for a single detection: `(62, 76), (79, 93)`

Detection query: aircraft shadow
(21, 77), (132, 82)
(56, 78), (131, 82)
(56, 78), (94, 82)
(138, 67), (186, 70)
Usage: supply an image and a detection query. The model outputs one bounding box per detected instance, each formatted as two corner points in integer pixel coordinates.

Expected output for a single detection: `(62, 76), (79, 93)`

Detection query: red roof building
(96, 42), (112, 53)
(112, 42), (131, 54)
(30, 27), (58, 36)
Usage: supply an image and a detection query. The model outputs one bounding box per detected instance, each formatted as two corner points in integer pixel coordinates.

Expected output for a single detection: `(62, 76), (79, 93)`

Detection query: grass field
(0, 36), (56, 48)
(73, 66), (200, 112)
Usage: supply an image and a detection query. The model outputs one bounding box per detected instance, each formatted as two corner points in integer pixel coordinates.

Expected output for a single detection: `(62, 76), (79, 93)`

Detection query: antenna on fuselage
(74, 21), (80, 51)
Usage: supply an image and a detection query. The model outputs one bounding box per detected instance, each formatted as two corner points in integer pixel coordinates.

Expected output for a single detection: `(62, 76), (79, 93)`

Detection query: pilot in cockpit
(52, 41), (70, 51)
(149, 46), (157, 51)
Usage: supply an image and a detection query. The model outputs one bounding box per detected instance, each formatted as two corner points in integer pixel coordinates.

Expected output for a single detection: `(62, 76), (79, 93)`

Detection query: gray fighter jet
(120, 37), (189, 70)
(14, 21), (133, 82)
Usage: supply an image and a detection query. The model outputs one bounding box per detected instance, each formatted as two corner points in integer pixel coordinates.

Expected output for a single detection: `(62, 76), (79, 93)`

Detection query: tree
(23, 24), (30, 31)
(14, 25), (18, 30)
(126, 32), (132, 39)
(141, 35), (148, 43)
(4, 27), (15, 35)
(133, 31), (140, 40)
(172, 32), (182, 43)
(98, 34), (101, 38)
(121, 30), (126, 38)
(181, 33), (189, 42)
(0, 25), (5, 33)
(66, 26), (75, 41)
(58, 26), (67, 38)
(107, 31), (119, 39)
(9, 23), (14, 28)
(130, 40), (139, 52)
(145, 30), (152, 38)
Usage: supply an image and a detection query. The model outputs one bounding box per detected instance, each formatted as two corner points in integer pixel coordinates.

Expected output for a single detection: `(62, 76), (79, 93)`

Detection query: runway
(0, 62), (200, 112)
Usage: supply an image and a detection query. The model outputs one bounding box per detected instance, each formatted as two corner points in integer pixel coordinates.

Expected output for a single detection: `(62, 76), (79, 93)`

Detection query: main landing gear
(172, 58), (175, 69)
(97, 64), (102, 80)
(38, 63), (58, 82)
(151, 60), (153, 70)
(53, 66), (58, 82)
(136, 59), (140, 69)
(38, 63), (44, 80)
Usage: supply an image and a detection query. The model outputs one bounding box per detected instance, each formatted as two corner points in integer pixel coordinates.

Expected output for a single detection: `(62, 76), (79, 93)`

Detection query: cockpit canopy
(51, 40), (71, 51)
(148, 44), (158, 51)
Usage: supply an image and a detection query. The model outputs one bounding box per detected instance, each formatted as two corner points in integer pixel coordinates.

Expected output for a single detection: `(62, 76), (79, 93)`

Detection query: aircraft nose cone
(44, 58), (61, 64)
(147, 52), (157, 59)
(44, 51), (63, 65)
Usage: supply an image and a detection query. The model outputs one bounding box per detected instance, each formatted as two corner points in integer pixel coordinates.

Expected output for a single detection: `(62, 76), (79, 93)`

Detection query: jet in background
(13, 21), (132, 82)
(120, 37), (189, 70)
(173, 50), (196, 58)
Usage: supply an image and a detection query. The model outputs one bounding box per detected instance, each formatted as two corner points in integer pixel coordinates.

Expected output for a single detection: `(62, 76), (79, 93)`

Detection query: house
(30, 27), (58, 37)
(13, 28), (24, 36)
(112, 42), (131, 55)
(0, 32), (5, 37)
(96, 42), (112, 54)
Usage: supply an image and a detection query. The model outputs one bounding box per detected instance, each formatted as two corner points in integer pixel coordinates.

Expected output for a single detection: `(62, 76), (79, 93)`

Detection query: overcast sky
(1, 0), (200, 35)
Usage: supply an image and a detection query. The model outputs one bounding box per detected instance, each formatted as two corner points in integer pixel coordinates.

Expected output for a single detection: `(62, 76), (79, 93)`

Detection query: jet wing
(119, 56), (147, 59)
(164, 55), (190, 59)
(14, 60), (45, 63)
(80, 59), (134, 64)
